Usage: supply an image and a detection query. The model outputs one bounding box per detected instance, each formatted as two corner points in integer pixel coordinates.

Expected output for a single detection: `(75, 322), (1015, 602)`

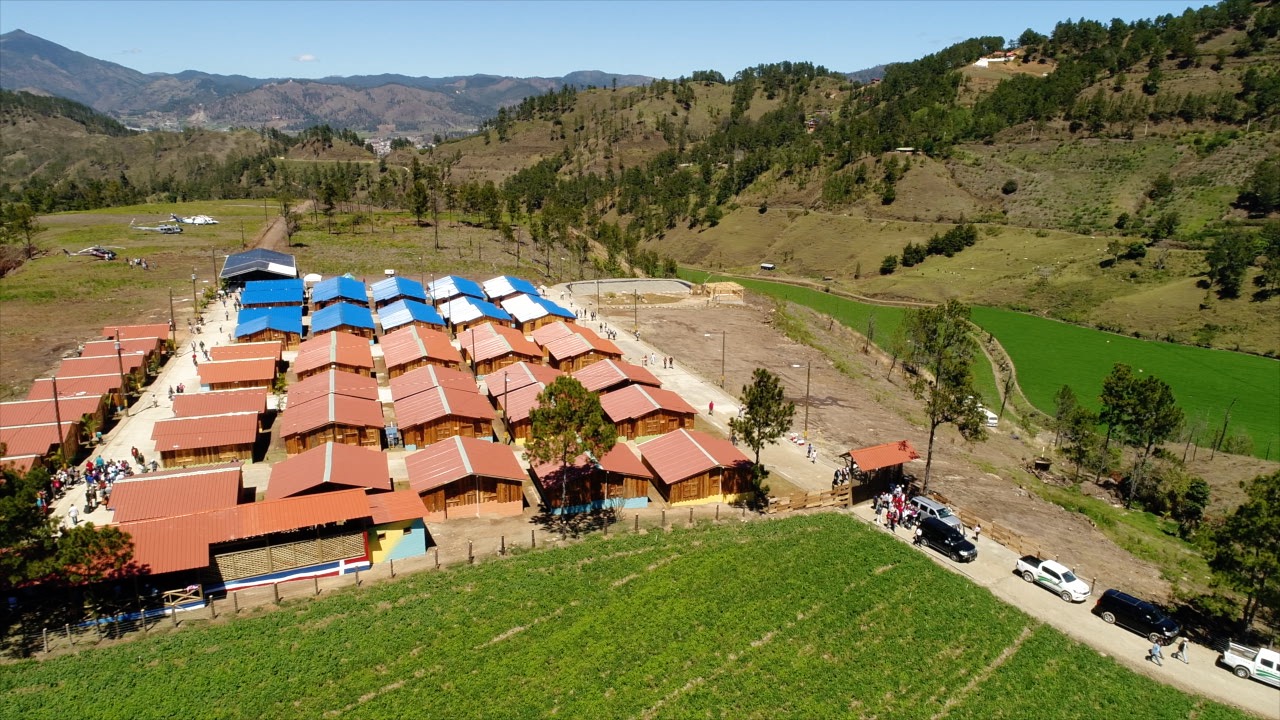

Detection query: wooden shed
(381, 325), (463, 379)
(294, 332), (375, 381)
(280, 394), (384, 455)
(405, 435), (525, 521)
(151, 412), (259, 467)
(639, 429), (753, 506)
(394, 385), (494, 448)
(600, 384), (696, 440)
(530, 443), (653, 515)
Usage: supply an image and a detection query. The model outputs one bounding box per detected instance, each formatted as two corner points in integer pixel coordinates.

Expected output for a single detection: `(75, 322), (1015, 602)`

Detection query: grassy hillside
(0, 515), (1252, 719)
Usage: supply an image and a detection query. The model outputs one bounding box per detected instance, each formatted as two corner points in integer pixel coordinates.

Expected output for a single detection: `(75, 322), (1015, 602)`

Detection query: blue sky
(1, 1), (1205, 79)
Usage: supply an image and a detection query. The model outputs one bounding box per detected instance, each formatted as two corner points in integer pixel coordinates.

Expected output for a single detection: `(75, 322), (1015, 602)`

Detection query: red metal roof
(542, 332), (622, 362)
(638, 429), (751, 485)
(846, 440), (920, 472)
(0, 455), (40, 473)
(530, 321), (586, 346)
(571, 359), (661, 393)
(80, 337), (163, 358)
(388, 364), (478, 401)
(280, 394), (385, 437)
(266, 442), (391, 500)
(600, 385), (697, 422)
(118, 488), (373, 575)
(381, 326), (461, 372)
(0, 395), (105, 427)
(107, 465), (243, 523)
(172, 388), (269, 418)
(294, 331), (374, 376)
(151, 413), (260, 451)
(494, 381), (545, 424)
(393, 385), (493, 430)
(210, 341), (283, 362)
(460, 322), (542, 365)
(26, 375), (120, 401)
(405, 435), (526, 493)
(197, 357), (277, 386)
(286, 370), (379, 408)
(531, 442), (652, 487)
(483, 362), (562, 400)
(58, 352), (146, 378)
(102, 324), (170, 341)
(0, 421), (78, 457)
(367, 490), (427, 525)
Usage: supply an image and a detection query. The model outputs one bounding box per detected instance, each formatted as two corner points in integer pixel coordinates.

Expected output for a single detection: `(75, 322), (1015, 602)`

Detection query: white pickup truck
(1014, 556), (1092, 602)
(1220, 642), (1280, 688)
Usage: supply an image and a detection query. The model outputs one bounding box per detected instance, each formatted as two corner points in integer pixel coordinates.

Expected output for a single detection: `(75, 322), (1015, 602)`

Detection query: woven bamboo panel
(213, 546), (273, 579)
(271, 540), (322, 570)
(319, 532), (364, 560)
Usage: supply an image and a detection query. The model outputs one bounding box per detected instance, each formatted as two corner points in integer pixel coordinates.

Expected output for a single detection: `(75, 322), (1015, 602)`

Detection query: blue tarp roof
(371, 276), (427, 305)
(427, 275), (484, 303)
(234, 306), (303, 336)
(242, 279), (305, 306)
(311, 302), (375, 334)
(221, 249), (298, 280)
(379, 299), (445, 332)
(312, 275), (368, 304)
(482, 275), (539, 300)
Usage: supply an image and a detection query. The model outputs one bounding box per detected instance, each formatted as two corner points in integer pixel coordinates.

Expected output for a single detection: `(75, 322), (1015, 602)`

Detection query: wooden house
(381, 325), (463, 379)
(377, 299), (446, 335)
(394, 385), (493, 448)
(599, 384), (696, 440)
(286, 370), (379, 409)
(530, 443), (653, 515)
(459, 322), (543, 376)
(499, 293), (575, 334)
(57, 352), (148, 390)
(540, 330), (622, 372)
(151, 413), (259, 467)
(266, 442), (392, 500)
(405, 435), (525, 521)
(639, 429), (753, 506)
(310, 276), (368, 311)
(481, 275), (539, 304)
(571, 359), (661, 394)
(197, 357), (277, 391)
(280, 394), (384, 455)
(293, 332), (375, 381)
(310, 302), (375, 340)
(27, 374), (124, 412)
(234, 307), (303, 350)
(441, 296), (515, 334)
(80, 337), (166, 371)
(493, 381), (545, 444)
(240, 279), (305, 308)
(0, 394), (110, 438)
(388, 364), (479, 401)
(371, 275), (427, 310)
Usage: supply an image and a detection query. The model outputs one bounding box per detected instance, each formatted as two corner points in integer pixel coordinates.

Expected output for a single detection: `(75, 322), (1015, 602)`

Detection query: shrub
(1001, 179), (1019, 195)
(879, 255), (898, 275)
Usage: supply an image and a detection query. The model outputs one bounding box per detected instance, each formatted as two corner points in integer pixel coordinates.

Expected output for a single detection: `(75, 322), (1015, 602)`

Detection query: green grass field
(970, 307), (1280, 459)
(0, 515), (1249, 719)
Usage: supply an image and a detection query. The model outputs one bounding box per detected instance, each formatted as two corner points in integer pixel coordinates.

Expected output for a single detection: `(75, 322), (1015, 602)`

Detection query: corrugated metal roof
(101, 324), (170, 341)
(483, 362), (562, 399)
(571, 359), (661, 394)
(246, 278), (305, 293)
(80, 337), (163, 357)
(58, 352), (146, 378)
(530, 321), (586, 346)
(393, 385), (493, 430)
(151, 413), (260, 451)
(388, 363), (477, 401)
(280, 394), (385, 437)
(845, 440), (920, 472)
(0, 395), (104, 428)
(266, 442), (391, 500)
(600, 385), (696, 422)
(531, 442), (652, 487)
(499, 293), (575, 323)
(108, 465), (243, 523)
(210, 341), (282, 362)
(235, 306), (304, 336)
(197, 357), (277, 386)
(459, 322), (541, 364)
(542, 332), (622, 362)
(371, 276), (427, 305)
(294, 332), (374, 375)
(440, 296), (513, 326)
(26, 375), (120, 401)
(0, 421), (77, 456)
(311, 302), (375, 334)
(379, 299), (446, 333)
(494, 381), (545, 424)
(405, 435), (525, 493)
(367, 490), (427, 525)
(427, 275), (484, 303)
(638, 429), (751, 485)
(286, 370), (380, 407)
(482, 275), (539, 301)
(222, 250), (297, 280)
(311, 275), (368, 304)
(380, 326), (460, 373)
(172, 389), (269, 418)
(0, 455), (40, 473)
(241, 284), (305, 307)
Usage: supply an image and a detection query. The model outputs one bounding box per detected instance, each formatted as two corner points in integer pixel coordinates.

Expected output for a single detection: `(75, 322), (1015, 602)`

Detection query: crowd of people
(872, 485), (918, 533)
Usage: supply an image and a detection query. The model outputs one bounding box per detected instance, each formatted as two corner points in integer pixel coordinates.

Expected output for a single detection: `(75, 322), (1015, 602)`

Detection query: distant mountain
(846, 64), (888, 84)
(0, 29), (653, 134)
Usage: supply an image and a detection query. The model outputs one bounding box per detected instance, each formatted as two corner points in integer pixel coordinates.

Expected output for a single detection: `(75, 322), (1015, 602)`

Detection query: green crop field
(0, 515), (1248, 719)
(970, 307), (1280, 459)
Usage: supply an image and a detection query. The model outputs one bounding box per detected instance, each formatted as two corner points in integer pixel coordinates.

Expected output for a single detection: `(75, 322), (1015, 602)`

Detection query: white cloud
(293, 53), (317, 63)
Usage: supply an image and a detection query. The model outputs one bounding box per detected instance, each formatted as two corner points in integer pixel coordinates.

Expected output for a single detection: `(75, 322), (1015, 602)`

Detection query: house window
(376, 532), (387, 541)
(403, 528), (412, 535)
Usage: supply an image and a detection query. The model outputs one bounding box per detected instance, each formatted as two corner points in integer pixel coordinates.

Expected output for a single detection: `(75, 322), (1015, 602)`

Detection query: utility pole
(719, 330), (726, 388)
(633, 289), (638, 333)
(114, 329), (128, 417)
(50, 376), (68, 463)
(191, 268), (199, 313)
(803, 361), (810, 439)
(168, 288), (177, 349)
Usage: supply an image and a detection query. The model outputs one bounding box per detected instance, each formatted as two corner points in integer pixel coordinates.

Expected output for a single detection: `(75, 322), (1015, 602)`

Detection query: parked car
(908, 496), (964, 532)
(1219, 642), (1280, 688)
(1092, 588), (1180, 644)
(1014, 556), (1092, 602)
(915, 517), (977, 562)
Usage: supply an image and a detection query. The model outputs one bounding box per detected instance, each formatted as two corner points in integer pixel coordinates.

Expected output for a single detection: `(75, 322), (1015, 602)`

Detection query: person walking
(1149, 642), (1164, 666)
(708, 401), (714, 415)
(1172, 637), (1189, 664)
(68, 505), (79, 526)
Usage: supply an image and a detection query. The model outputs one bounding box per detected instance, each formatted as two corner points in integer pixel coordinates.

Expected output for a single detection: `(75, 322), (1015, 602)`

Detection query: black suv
(1092, 589), (1180, 644)
(915, 517), (977, 562)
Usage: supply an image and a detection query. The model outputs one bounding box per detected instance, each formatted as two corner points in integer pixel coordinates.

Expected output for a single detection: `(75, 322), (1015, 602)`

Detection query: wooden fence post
(468, 540), (474, 565)
(531, 529), (536, 548)
(716, 504), (720, 522)
(389, 558), (396, 578)
(354, 570), (361, 587)
(209, 598), (216, 620)
(65, 623), (72, 645)
(500, 535), (506, 555)
(435, 547), (441, 569)
(661, 509), (666, 528)
(171, 606), (179, 627)
(272, 583), (280, 604)
(313, 576), (319, 596)
(634, 514), (639, 533)
(42, 627), (48, 654)
(233, 592), (240, 613)
(689, 507), (694, 526)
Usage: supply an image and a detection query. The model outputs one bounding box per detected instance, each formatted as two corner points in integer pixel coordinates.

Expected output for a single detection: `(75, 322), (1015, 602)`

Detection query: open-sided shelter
(381, 325), (462, 378)
(280, 393), (384, 455)
(234, 306), (303, 349)
(393, 385), (493, 448)
(840, 440), (920, 501)
(441, 296), (514, 334)
(286, 369), (379, 409)
(293, 331), (375, 380)
(151, 412), (259, 467)
(310, 302), (375, 339)
(378, 299), (446, 334)
(266, 442), (391, 500)
(197, 357), (277, 391)
(388, 364), (478, 401)
(639, 429), (753, 506)
(458, 322), (543, 375)
(530, 442), (653, 515)
(500, 293), (576, 333)
(405, 435), (525, 520)
(571, 359), (661, 394)
(220, 248), (298, 286)
(427, 275), (484, 307)
(107, 464), (244, 524)
(599, 385), (696, 440)
(482, 275), (539, 303)
(241, 279), (305, 308)
(310, 275), (368, 311)
(371, 275), (427, 309)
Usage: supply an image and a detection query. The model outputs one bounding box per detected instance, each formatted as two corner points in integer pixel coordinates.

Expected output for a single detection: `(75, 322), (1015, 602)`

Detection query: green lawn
(0, 515), (1250, 719)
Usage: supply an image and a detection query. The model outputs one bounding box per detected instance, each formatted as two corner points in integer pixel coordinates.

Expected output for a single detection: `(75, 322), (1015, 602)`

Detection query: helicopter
(68, 245), (120, 261)
(129, 219), (183, 234)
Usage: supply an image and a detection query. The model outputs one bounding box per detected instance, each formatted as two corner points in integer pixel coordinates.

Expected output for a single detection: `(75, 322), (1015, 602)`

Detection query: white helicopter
(130, 219), (183, 234)
(170, 213), (219, 225)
